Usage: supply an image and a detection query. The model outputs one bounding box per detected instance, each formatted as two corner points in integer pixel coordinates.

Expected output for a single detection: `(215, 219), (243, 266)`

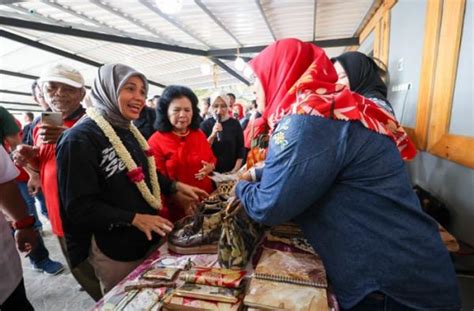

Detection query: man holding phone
(13, 64), (102, 300)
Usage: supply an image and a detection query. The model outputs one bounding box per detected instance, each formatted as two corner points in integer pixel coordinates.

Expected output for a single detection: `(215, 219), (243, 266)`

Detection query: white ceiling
(0, 0), (380, 116)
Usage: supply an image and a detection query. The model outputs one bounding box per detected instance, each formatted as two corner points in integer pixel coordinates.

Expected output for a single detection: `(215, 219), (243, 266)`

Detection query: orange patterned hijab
(249, 38), (416, 160)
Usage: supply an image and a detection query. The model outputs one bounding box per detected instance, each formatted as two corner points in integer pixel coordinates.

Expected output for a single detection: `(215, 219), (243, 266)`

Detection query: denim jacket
(236, 114), (460, 309)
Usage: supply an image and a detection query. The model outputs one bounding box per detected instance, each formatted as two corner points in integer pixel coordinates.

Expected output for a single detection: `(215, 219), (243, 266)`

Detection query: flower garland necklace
(86, 107), (162, 210)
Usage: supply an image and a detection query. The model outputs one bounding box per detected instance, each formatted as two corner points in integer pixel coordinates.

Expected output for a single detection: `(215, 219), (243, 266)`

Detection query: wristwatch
(12, 215), (35, 230)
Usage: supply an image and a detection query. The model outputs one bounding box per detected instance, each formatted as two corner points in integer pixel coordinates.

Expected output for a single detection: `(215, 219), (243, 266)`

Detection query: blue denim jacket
(236, 115), (460, 309)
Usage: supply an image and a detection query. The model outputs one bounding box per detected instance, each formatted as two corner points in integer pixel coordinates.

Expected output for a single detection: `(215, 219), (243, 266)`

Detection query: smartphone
(41, 112), (63, 126)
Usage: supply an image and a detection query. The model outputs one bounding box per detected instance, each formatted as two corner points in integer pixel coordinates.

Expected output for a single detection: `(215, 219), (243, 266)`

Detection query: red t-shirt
(4, 118), (29, 183)
(148, 129), (216, 222)
(33, 111), (84, 237)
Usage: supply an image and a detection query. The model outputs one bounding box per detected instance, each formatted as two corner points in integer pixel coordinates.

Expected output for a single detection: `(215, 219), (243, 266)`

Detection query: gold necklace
(172, 128), (190, 137)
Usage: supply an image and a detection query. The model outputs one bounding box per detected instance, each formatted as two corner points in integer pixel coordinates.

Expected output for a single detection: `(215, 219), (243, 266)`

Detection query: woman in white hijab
(56, 64), (207, 294)
(200, 91), (245, 173)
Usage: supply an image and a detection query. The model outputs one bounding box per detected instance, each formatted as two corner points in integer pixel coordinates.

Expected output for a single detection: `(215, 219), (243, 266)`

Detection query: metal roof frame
(194, 0), (242, 47)
(137, 0), (211, 48)
(208, 37), (359, 56)
(0, 101), (39, 108)
(1, 29), (167, 87)
(209, 57), (249, 86)
(88, 0), (176, 45)
(0, 69), (38, 80)
(313, 0), (317, 41)
(4, 5), (185, 46)
(255, 0), (276, 42)
(0, 89), (31, 96)
(0, 16), (208, 56)
(1, 107), (42, 113)
(0, 1), (372, 92)
(0, 16), (250, 87)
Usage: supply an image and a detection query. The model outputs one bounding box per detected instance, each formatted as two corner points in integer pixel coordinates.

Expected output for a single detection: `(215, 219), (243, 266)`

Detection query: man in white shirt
(0, 145), (37, 310)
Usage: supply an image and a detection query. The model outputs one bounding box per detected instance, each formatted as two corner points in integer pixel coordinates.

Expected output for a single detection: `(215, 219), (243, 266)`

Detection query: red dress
(148, 129), (216, 222)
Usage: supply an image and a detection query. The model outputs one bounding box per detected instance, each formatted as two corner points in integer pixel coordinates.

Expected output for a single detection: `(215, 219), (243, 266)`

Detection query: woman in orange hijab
(235, 39), (460, 310)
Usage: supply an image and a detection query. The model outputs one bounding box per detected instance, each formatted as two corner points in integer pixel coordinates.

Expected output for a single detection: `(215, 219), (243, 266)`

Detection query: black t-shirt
(200, 117), (244, 173)
(56, 118), (173, 267)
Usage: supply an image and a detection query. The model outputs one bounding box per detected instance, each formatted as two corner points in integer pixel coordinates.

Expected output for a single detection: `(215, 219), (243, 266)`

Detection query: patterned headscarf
(249, 38), (416, 160)
(90, 63), (148, 128)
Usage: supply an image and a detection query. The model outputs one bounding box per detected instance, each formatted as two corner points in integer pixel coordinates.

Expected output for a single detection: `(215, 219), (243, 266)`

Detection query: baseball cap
(39, 64), (85, 88)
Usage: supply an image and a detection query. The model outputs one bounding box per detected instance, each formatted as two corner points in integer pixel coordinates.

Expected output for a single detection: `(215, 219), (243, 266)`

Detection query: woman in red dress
(148, 85), (216, 222)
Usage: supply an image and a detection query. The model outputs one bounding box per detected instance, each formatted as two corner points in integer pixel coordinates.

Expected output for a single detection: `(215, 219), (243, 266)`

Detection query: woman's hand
(195, 161), (214, 180)
(176, 182), (209, 201)
(132, 214), (174, 240)
(171, 182), (208, 214)
(239, 170), (253, 182)
(210, 122), (223, 138)
(184, 202), (199, 216)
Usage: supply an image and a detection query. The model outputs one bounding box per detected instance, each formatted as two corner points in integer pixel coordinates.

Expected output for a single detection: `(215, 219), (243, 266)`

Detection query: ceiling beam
(0, 89), (31, 96)
(313, 0), (318, 41)
(131, 0), (250, 85)
(217, 55), (252, 62)
(194, 0), (242, 46)
(209, 57), (250, 86)
(0, 69), (92, 90)
(6, 107), (43, 113)
(0, 16), (208, 57)
(40, 0), (122, 35)
(0, 69), (38, 80)
(0, 101), (42, 110)
(4, 5), (184, 48)
(88, 0), (179, 46)
(208, 37), (360, 56)
(0, 17), (252, 87)
(101, 0), (249, 85)
(0, 101), (38, 107)
(138, 0), (211, 48)
(0, 29), (101, 67)
(255, 0), (276, 41)
(1, 29), (166, 88)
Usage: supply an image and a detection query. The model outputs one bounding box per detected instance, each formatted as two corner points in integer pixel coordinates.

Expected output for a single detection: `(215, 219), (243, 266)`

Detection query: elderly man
(13, 64), (102, 301)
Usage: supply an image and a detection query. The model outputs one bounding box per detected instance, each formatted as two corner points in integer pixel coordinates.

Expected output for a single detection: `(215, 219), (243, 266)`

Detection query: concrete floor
(19, 212), (474, 310)
(20, 214), (95, 311)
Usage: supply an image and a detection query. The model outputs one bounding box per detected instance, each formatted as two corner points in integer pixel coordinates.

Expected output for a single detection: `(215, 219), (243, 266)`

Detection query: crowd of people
(0, 38), (460, 311)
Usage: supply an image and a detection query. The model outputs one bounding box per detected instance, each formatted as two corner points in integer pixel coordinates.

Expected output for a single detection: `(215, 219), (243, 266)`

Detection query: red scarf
(249, 38), (416, 160)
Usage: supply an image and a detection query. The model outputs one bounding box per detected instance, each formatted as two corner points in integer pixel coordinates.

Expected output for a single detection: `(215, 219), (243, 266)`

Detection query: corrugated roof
(0, 0), (378, 116)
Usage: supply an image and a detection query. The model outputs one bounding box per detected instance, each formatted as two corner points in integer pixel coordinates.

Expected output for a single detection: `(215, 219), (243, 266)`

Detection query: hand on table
(132, 214), (174, 240)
